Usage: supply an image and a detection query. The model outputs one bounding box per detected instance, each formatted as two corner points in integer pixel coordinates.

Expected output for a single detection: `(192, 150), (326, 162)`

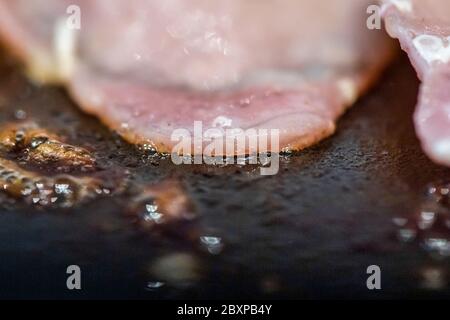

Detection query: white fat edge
(430, 138), (450, 165)
(390, 0), (413, 13)
(53, 17), (79, 82)
(25, 49), (59, 84)
(413, 34), (450, 67)
(337, 78), (357, 106)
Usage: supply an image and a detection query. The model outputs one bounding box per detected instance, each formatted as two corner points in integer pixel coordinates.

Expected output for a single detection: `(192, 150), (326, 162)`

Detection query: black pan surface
(1, 52), (450, 299)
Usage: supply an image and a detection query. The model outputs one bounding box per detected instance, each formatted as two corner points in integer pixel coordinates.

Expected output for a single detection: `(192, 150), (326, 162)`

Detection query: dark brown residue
(1, 46), (450, 298)
(0, 157), (101, 207)
(0, 121), (96, 171)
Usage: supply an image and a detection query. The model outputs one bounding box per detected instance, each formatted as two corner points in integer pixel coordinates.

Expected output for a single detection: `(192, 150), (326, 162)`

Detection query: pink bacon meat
(0, 0), (395, 155)
(382, 0), (450, 166)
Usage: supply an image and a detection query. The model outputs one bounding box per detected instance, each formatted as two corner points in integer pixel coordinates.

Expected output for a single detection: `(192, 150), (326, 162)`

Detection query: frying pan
(1, 49), (450, 299)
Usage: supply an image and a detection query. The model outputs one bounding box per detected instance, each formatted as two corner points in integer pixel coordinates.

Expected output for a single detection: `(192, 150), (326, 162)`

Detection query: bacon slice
(382, 0), (450, 165)
(0, 0), (395, 155)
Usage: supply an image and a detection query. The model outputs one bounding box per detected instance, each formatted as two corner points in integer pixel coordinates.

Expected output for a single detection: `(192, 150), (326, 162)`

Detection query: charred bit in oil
(126, 179), (198, 236)
(0, 158), (102, 208)
(0, 121), (96, 170)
